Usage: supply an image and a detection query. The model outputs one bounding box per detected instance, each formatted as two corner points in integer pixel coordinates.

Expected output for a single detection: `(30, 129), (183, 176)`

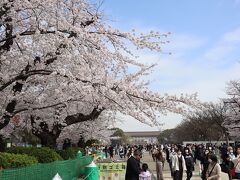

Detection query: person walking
(201, 148), (211, 180)
(220, 153), (234, 180)
(124, 145), (128, 158)
(119, 145), (124, 159)
(184, 148), (194, 180)
(172, 148), (186, 180)
(152, 146), (158, 161)
(206, 154), (221, 180)
(104, 145), (108, 158)
(169, 147), (177, 177)
(125, 149), (142, 180)
(108, 145), (114, 161)
(227, 146), (235, 161)
(155, 149), (165, 180)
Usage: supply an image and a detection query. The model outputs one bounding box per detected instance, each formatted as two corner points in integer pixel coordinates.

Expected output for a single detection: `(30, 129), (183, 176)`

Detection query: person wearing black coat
(220, 153), (234, 180)
(184, 149), (194, 180)
(125, 149), (142, 180)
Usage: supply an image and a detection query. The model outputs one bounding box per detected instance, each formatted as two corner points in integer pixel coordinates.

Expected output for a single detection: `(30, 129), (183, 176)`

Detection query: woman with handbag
(206, 154), (221, 180)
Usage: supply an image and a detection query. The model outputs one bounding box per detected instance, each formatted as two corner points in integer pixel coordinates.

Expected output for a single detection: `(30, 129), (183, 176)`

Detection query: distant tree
(110, 128), (129, 145)
(157, 129), (176, 144)
(174, 103), (228, 143)
(206, 103), (229, 142)
(223, 80), (240, 138)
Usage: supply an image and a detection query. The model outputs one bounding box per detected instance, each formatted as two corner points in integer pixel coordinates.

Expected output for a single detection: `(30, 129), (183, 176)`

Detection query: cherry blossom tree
(222, 80), (240, 138)
(1, 110), (113, 147)
(0, 0), (203, 147)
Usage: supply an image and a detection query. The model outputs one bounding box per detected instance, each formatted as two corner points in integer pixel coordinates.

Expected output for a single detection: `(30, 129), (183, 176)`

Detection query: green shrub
(6, 147), (62, 163)
(0, 152), (38, 169)
(57, 147), (85, 160)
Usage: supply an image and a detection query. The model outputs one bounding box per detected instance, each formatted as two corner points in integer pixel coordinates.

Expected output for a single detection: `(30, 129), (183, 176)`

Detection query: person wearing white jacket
(169, 148), (177, 177)
(172, 148), (187, 180)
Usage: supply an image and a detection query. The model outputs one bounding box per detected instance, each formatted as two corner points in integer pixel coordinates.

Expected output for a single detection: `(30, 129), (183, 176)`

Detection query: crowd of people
(123, 143), (240, 180)
(85, 143), (240, 179)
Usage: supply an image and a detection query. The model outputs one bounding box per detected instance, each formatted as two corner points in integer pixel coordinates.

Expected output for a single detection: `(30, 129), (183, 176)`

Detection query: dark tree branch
(13, 102), (66, 116)
(30, 106), (104, 148)
(0, 69), (52, 91)
(0, 30), (56, 45)
(64, 107), (104, 125)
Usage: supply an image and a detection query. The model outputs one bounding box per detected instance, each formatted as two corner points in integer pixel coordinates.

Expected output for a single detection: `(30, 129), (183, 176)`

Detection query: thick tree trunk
(39, 133), (58, 149)
(31, 107), (104, 148)
(0, 135), (6, 152)
(31, 116), (62, 149)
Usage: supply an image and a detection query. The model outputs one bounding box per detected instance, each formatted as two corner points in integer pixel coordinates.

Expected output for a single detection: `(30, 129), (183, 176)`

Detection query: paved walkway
(141, 151), (229, 180)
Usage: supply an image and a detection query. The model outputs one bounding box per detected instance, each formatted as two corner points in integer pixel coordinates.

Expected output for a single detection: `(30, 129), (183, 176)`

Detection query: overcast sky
(102, 0), (240, 131)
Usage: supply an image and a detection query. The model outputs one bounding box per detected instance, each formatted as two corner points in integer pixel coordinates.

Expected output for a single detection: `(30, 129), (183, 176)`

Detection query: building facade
(124, 131), (160, 145)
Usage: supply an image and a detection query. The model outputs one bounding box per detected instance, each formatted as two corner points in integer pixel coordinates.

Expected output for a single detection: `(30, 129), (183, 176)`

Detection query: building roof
(124, 131), (160, 137)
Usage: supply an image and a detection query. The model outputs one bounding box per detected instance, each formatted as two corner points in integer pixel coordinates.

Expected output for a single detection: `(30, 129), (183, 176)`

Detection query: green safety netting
(0, 155), (93, 180)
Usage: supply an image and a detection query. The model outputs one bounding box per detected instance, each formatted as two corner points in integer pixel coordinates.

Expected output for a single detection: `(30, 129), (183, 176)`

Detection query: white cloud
(204, 27), (240, 62)
(116, 27), (240, 131)
(166, 33), (206, 53)
(203, 45), (235, 61)
(223, 27), (240, 43)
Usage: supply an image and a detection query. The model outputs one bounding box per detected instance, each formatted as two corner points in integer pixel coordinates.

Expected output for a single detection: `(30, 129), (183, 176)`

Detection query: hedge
(57, 147), (85, 160)
(6, 147), (62, 163)
(0, 152), (38, 169)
